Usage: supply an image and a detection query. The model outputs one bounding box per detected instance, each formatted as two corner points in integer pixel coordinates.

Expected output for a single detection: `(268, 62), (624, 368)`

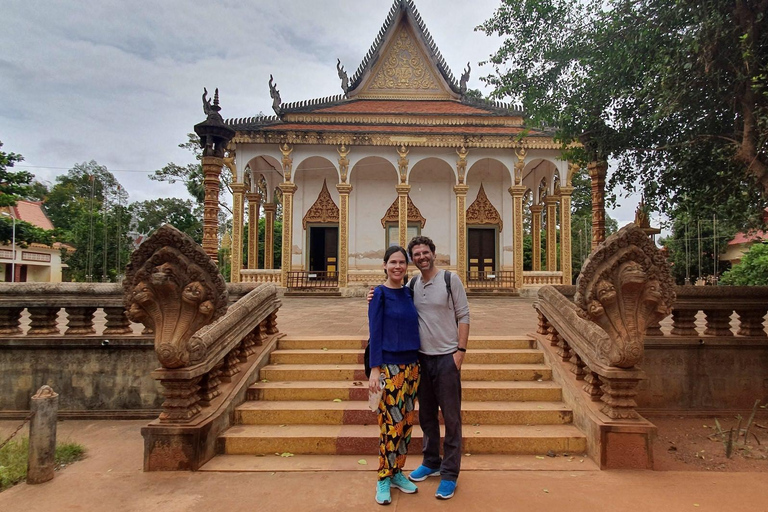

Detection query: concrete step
(259, 364), (552, 382)
(235, 400), (573, 426)
(268, 348), (544, 365)
(218, 424), (587, 456)
(276, 336), (536, 350)
(199, 453), (599, 472)
(248, 380), (563, 402)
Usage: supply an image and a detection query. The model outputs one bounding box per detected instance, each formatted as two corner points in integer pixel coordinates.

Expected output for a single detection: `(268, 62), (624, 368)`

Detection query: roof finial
(269, 75), (282, 116)
(460, 63), (471, 95)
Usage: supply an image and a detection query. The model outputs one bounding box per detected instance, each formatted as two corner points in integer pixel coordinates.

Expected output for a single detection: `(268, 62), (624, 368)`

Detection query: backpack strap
(408, 275), (418, 293)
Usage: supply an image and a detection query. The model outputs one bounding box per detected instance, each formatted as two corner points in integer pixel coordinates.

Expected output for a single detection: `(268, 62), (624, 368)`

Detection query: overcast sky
(1, 0), (642, 224)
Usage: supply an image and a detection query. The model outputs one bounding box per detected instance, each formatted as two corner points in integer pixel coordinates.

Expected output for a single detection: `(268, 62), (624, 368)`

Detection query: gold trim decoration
(456, 146), (468, 185)
(530, 204), (543, 271)
(559, 187), (574, 285)
(234, 132), (564, 150)
(545, 195), (558, 271)
(263, 203), (277, 269)
(337, 144), (350, 183)
(230, 182), (245, 283)
(381, 194), (426, 229)
(283, 113), (525, 128)
(454, 184), (469, 284)
(514, 147), (526, 185)
(509, 185), (526, 289)
(361, 27), (448, 98)
(303, 179), (340, 229)
(336, 183), (352, 288)
(280, 143), (293, 182)
(246, 192), (262, 270)
(397, 145), (409, 184)
(279, 182), (297, 287)
(466, 183), (503, 230)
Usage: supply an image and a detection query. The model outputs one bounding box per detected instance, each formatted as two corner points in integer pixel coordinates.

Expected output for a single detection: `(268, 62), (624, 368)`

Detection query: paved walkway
(2, 297), (767, 511)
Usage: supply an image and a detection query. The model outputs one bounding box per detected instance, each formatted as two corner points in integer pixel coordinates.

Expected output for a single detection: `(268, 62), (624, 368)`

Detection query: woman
(368, 245), (421, 505)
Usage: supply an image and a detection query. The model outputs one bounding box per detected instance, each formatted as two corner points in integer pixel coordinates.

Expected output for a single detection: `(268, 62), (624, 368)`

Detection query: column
(279, 183), (296, 287)
(336, 184), (352, 288)
(396, 184), (411, 248)
(559, 186), (574, 285)
(246, 192), (262, 269)
(230, 182), (245, 283)
(454, 184), (469, 283)
(263, 203), (277, 269)
(279, 144), (295, 287)
(545, 195), (559, 271)
(530, 204), (543, 271)
(588, 160), (608, 249)
(194, 88), (234, 263)
(201, 154), (224, 261)
(509, 185), (526, 289)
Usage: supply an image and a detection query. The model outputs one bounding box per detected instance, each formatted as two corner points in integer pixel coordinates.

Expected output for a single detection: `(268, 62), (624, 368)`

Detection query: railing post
(736, 308), (768, 337)
(63, 306), (97, 335)
(0, 307), (23, 335)
(27, 307), (60, 335)
(703, 309), (733, 336)
(670, 308), (698, 336)
(27, 385), (59, 485)
(103, 306), (132, 335)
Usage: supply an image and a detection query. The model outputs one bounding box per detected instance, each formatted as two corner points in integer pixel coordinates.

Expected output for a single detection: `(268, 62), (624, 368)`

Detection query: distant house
(0, 200), (71, 283)
(720, 207), (768, 265)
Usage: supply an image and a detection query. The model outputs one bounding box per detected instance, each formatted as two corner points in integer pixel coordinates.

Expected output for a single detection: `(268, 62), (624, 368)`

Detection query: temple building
(221, 0), (577, 294)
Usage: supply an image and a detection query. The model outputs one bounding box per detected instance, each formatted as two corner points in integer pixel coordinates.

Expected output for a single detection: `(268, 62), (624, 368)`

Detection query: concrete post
(27, 385), (59, 484)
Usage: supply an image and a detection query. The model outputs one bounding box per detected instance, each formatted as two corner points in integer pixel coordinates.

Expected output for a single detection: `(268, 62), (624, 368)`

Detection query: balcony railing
(286, 271), (338, 289)
(465, 270), (514, 290)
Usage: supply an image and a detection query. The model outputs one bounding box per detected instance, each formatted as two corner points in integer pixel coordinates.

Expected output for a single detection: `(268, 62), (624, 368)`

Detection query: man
(368, 235), (470, 499)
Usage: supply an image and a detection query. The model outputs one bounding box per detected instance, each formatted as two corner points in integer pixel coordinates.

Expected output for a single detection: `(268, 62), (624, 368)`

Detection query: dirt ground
(650, 415), (768, 472)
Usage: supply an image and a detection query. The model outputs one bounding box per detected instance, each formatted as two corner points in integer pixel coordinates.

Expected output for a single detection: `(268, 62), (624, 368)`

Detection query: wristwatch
(457, 347), (466, 353)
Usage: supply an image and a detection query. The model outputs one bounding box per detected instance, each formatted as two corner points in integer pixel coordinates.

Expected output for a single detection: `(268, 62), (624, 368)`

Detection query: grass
(0, 438), (86, 491)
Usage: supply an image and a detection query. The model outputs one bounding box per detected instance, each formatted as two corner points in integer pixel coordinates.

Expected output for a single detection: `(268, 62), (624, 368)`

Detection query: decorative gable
(303, 180), (339, 228)
(348, 0), (460, 100)
(359, 24), (449, 99)
(381, 195), (427, 228)
(467, 183), (503, 230)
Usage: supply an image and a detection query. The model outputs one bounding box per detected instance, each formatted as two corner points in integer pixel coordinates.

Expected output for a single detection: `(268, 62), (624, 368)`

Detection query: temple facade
(222, 0), (577, 294)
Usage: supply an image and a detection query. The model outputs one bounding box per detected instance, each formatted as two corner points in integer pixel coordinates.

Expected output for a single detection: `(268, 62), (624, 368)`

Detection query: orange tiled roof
(261, 122), (536, 136)
(7, 201), (54, 230)
(313, 100), (511, 116)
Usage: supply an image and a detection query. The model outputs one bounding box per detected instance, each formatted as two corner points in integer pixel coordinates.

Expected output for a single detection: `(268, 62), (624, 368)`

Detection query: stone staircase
(200, 335), (590, 472)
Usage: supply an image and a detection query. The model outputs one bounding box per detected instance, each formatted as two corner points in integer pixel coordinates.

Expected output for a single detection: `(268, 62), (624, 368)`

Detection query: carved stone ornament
(303, 179), (340, 228)
(573, 223), (675, 368)
(466, 183), (503, 230)
(123, 224), (228, 369)
(368, 29), (440, 92)
(456, 146), (468, 184)
(381, 195), (426, 228)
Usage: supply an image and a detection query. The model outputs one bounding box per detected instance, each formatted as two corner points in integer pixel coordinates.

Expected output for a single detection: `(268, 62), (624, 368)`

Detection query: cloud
(0, 0), (509, 208)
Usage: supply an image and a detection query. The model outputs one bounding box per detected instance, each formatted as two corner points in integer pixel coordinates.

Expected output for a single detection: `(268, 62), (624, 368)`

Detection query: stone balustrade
(553, 284), (768, 339)
(0, 282), (135, 337)
(239, 269), (281, 284)
(523, 271), (563, 286)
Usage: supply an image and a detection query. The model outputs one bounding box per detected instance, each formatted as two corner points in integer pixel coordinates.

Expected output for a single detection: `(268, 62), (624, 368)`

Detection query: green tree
(477, 0), (768, 225)
(45, 162), (131, 281)
(0, 217), (53, 247)
(720, 242), (768, 285)
(659, 215), (735, 284)
(129, 198), (203, 243)
(0, 141), (31, 207)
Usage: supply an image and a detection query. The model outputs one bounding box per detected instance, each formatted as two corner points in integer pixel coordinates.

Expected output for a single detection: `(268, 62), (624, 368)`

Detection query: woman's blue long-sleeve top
(367, 285), (421, 368)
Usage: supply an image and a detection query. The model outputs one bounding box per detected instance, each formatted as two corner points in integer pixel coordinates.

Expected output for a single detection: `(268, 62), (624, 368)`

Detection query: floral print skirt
(376, 362), (420, 480)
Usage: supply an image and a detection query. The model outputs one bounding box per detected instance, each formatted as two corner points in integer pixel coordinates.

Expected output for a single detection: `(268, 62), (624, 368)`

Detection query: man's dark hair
(407, 235), (436, 258)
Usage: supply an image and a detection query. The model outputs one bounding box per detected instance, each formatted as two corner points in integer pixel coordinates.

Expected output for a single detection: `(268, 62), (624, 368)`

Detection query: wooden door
(468, 228), (496, 277)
